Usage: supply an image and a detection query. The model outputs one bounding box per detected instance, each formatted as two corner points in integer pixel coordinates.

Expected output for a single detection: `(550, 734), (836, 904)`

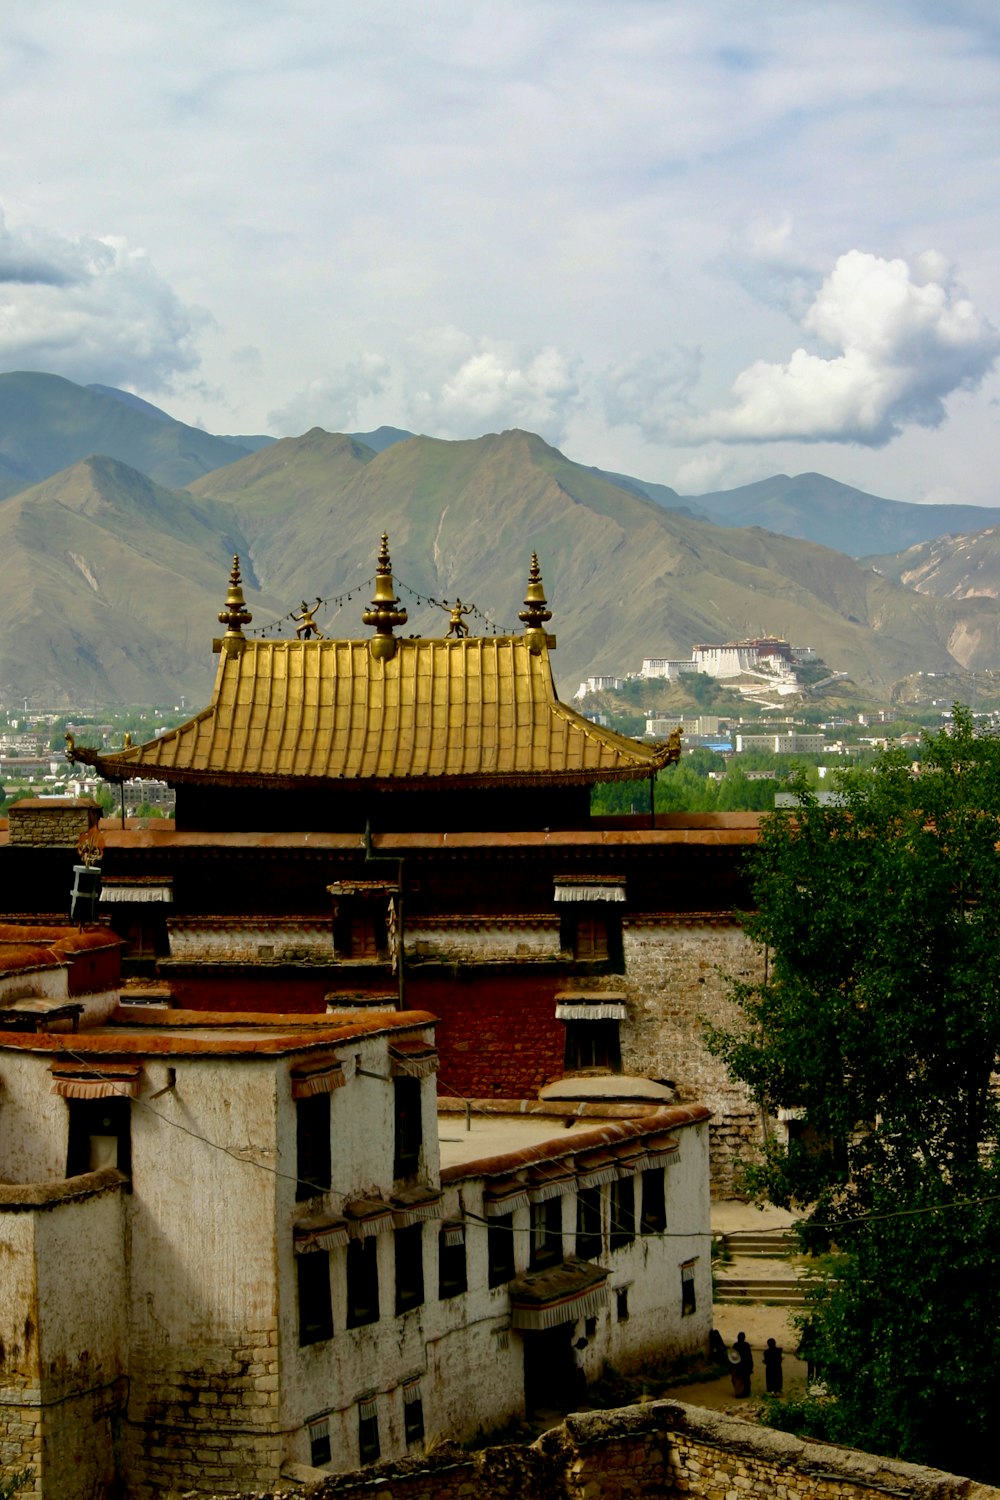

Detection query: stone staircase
(713, 1228), (810, 1307)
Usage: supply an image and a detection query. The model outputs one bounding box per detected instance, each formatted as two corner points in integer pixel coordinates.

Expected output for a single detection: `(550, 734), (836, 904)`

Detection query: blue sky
(1, 1), (998, 506)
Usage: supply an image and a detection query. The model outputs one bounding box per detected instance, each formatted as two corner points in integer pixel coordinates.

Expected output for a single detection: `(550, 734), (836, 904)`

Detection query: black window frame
(346, 1237), (380, 1328)
(309, 1423), (331, 1467)
(438, 1226), (467, 1299)
(297, 1252), (334, 1346)
(393, 1075), (422, 1180)
(394, 1222), (425, 1314)
(487, 1212), (516, 1287)
(575, 1186), (603, 1260)
(403, 1389), (425, 1445)
(681, 1261), (697, 1316)
(358, 1404), (380, 1464)
(610, 1176), (635, 1251)
(640, 1167), (667, 1234)
(529, 1196), (563, 1270)
(296, 1091), (332, 1201)
(563, 1020), (622, 1073)
(66, 1096), (132, 1180)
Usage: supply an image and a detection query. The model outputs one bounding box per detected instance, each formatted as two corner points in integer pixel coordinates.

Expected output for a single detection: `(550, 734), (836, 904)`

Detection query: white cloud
(676, 250), (1000, 448)
(0, 209), (207, 391)
(267, 354), (391, 434)
(409, 341), (582, 440)
(601, 348), (702, 442)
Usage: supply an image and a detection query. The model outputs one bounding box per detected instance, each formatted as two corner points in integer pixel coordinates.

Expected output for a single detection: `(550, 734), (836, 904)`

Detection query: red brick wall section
(164, 973), (331, 1012)
(407, 973), (564, 1098)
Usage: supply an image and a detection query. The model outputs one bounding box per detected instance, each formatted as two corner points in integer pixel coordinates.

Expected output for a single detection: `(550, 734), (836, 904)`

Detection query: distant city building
(574, 675), (625, 698)
(639, 658), (698, 681)
(735, 732), (827, 755)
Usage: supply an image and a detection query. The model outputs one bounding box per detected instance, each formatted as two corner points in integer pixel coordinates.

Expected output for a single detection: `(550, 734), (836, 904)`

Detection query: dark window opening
(575, 1187), (603, 1260)
(564, 1021), (622, 1074)
(393, 1075), (422, 1179)
(640, 1168), (666, 1234)
(488, 1213), (516, 1287)
(394, 1223), (425, 1314)
(346, 1238), (380, 1328)
(297, 1253), (333, 1346)
(335, 899), (388, 960)
(438, 1227), (467, 1299)
(585, 1315), (597, 1339)
(309, 1425), (331, 1467)
(530, 1197), (563, 1270)
(616, 1287), (630, 1322)
(296, 1092), (331, 1201)
(572, 910), (609, 960)
(403, 1392), (425, 1445)
(66, 1097), (132, 1179)
(610, 1177), (635, 1251)
(681, 1263), (697, 1316)
(358, 1407), (380, 1465)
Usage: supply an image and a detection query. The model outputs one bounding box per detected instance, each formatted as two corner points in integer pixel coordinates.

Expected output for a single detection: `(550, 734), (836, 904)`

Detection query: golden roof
(69, 548), (678, 791)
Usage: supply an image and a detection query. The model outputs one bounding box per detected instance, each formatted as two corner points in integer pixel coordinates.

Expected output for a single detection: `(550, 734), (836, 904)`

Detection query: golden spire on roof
(362, 533), (408, 661)
(519, 552), (553, 653)
(216, 556), (252, 656)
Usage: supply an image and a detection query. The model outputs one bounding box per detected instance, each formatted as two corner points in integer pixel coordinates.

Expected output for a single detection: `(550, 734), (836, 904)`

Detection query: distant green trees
(708, 707), (1000, 1481)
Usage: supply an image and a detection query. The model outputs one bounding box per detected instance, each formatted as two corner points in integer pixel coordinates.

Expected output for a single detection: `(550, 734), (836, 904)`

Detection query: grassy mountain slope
(0, 457), (280, 703)
(869, 528), (1000, 601)
(684, 472), (1000, 557)
(0, 371), (249, 498)
(191, 427), (997, 695)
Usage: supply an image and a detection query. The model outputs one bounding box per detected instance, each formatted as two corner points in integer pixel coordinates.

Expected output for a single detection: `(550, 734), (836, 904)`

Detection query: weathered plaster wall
(0, 1171), (127, 1500)
(124, 1054), (284, 1497)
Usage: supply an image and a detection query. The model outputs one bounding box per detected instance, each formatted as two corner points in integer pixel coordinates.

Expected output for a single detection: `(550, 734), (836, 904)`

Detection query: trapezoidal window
(66, 1097), (132, 1179)
(296, 1093), (332, 1201)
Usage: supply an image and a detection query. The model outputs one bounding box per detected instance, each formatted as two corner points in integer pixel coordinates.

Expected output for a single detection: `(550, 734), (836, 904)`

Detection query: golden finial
(519, 552), (553, 652)
(218, 555), (253, 636)
(362, 533), (407, 661)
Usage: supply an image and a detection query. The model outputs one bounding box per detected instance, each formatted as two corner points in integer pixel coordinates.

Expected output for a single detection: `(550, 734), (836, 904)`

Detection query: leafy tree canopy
(709, 706), (1000, 1479)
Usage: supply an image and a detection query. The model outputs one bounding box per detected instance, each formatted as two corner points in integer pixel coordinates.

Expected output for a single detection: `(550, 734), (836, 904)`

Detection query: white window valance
(555, 1002), (627, 1022)
(554, 882), (625, 903)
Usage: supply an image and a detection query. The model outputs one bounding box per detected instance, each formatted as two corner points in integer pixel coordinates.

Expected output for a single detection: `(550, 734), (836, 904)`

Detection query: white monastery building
(0, 934), (711, 1498)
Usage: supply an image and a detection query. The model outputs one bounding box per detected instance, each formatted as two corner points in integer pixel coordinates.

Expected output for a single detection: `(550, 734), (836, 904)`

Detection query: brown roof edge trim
(439, 1104), (710, 1184)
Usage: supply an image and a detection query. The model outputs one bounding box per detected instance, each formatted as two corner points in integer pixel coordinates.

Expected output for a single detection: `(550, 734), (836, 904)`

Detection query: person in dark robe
(763, 1336), (783, 1393)
(730, 1331), (753, 1396)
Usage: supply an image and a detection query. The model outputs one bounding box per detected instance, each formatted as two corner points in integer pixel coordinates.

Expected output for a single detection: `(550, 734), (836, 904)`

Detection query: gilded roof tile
(71, 633), (676, 790)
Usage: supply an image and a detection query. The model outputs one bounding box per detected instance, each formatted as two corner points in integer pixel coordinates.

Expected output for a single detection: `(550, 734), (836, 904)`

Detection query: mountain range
(2, 370), (1000, 707)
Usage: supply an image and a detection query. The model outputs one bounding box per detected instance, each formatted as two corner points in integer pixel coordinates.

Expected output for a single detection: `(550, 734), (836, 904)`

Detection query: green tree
(709, 707), (1000, 1480)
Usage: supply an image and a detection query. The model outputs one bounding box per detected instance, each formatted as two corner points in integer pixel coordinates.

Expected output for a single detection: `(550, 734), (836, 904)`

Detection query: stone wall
(623, 918), (766, 1196)
(7, 799), (100, 848)
(210, 1401), (999, 1500)
(123, 1325), (283, 1500)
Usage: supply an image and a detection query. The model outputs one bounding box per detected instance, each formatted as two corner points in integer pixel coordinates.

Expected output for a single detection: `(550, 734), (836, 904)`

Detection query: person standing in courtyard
(730, 1332), (753, 1397)
(763, 1337), (783, 1394)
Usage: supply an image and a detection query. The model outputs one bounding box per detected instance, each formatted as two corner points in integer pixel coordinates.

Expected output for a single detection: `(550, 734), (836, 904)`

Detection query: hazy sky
(2, 1), (999, 505)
